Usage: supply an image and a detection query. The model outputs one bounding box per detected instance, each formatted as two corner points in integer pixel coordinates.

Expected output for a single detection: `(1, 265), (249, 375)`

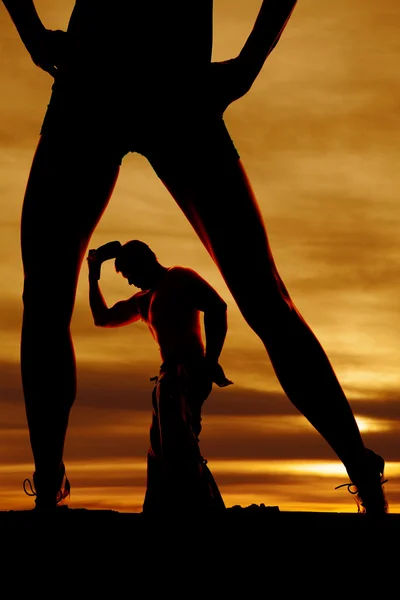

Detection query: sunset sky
(0, 0), (399, 514)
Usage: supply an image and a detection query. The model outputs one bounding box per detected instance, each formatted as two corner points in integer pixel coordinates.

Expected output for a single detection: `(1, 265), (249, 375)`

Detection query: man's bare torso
(134, 266), (205, 363)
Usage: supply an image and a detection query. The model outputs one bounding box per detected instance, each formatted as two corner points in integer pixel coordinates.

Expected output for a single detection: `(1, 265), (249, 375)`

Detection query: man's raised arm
(87, 247), (141, 328)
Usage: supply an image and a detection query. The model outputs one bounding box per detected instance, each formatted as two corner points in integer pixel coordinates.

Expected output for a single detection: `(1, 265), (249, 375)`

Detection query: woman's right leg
(21, 132), (121, 508)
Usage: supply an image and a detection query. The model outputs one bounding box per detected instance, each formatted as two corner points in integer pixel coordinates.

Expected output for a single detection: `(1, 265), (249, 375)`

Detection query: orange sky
(0, 0), (399, 513)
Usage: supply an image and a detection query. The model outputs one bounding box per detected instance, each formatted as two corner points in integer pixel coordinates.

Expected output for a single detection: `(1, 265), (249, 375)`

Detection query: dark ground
(1, 505), (397, 593)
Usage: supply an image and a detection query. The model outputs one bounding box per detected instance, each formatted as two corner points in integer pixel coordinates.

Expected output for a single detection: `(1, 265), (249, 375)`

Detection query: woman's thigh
(148, 123), (292, 329)
(21, 132), (121, 318)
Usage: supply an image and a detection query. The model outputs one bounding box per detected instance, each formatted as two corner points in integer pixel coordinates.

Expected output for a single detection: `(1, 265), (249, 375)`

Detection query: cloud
(1, 357), (399, 472)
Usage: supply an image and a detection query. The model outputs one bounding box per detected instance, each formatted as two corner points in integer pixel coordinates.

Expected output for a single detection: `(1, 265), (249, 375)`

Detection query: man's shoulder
(129, 289), (151, 306)
(167, 265), (202, 281)
(168, 265), (199, 275)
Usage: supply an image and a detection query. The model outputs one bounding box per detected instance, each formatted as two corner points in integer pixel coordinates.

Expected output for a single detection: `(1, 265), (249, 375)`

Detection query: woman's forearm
(2, 0), (46, 48)
(238, 0), (298, 80)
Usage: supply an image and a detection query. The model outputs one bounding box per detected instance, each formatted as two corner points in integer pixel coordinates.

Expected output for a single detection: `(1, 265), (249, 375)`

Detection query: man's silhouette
(2, 0), (388, 514)
(87, 240), (232, 515)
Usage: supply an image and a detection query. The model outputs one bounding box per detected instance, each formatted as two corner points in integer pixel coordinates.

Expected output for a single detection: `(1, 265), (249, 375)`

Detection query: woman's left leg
(147, 128), (386, 510)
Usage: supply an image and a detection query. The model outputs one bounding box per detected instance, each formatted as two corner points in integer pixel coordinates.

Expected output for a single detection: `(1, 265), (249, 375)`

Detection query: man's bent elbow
(213, 299), (228, 314)
(93, 315), (110, 327)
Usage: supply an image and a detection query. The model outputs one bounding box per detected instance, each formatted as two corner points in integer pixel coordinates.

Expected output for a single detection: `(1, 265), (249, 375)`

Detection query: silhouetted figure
(2, 0), (388, 514)
(87, 240), (232, 515)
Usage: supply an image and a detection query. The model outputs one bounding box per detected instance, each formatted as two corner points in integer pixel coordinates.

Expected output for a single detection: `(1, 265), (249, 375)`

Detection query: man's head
(115, 240), (159, 290)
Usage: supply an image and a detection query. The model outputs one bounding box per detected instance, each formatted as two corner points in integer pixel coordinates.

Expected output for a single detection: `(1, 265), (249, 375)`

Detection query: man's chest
(139, 286), (188, 328)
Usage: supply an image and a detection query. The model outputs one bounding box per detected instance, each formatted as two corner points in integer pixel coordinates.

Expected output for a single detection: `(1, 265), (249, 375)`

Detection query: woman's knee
(240, 291), (295, 342)
(22, 275), (76, 326)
